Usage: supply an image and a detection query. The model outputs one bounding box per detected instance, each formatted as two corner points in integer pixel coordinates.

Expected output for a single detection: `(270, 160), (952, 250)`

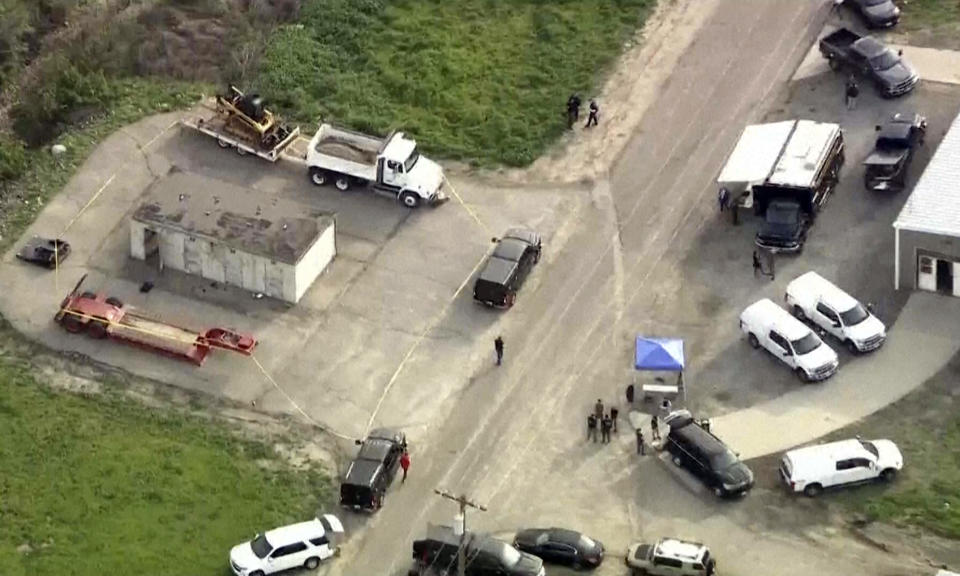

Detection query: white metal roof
(894, 110), (960, 238)
(768, 120), (842, 188)
(717, 121), (794, 188)
(740, 298), (811, 341)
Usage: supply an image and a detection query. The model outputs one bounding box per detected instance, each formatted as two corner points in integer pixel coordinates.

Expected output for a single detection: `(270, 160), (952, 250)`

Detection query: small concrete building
(894, 110), (960, 296)
(130, 171), (335, 303)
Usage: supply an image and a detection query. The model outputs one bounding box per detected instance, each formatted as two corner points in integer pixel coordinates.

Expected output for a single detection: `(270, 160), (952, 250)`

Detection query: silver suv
(625, 538), (716, 576)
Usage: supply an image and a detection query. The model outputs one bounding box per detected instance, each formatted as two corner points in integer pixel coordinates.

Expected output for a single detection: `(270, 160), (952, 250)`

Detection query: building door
(917, 255), (936, 292)
(937, 259), (954, 294)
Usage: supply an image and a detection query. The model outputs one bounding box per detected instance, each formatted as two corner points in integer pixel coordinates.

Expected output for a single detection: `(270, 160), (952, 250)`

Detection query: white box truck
(306, 124), (447, 209)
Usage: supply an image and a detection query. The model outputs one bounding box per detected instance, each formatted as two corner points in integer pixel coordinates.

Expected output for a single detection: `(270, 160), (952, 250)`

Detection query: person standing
(594, 399), (604, 423)
(718, 187), (730, 213)
(587, 413), (598, 442)
(601, 414), (612, 444)
(650, 416), (660, 441)
(400, 450), (410, 483)
(845, 75), (859, 110)
(585, 100), (600, 127)
(494, 336), (504, 366)
(636, 428), (645, 455)
(610, 406), (619, 433)
(752, 250), (762, 278)
(567, 94), (582, 129)
(626, 384), (635, 404)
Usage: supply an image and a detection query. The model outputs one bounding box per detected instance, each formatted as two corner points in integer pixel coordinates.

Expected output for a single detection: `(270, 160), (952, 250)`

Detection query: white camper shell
(779, 438), (903, 497)
(785, 271), (886, 353)
(739, 298), (839, 382)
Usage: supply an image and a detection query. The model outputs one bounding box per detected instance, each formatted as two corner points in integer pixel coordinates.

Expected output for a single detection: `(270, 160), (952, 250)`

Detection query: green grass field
(0, 357), (331, 576)
(837, 357), (960, 540)
(260, 0), (654, 167)
(899, 0), (960, 30)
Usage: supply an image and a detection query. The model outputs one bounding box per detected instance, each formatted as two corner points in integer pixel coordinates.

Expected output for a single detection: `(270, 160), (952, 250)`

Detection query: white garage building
(894, 110), (960, 296)
(130, 171), (335, 303)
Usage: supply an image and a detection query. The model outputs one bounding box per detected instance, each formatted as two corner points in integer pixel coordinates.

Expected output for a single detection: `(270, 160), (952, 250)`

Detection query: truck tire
(235, 146), (247, 156)
(309, 168), (328, 187)
(334, 176), (351, 191)
(796, 368), (810, 383)
(304, 557), (320, 570)
(803, 483), (822, 497)
(400, 191), (420, 208)
(216, 138), (230, 149)
(748, 333), (760, 349)
(792, 306), (806, 322)
(846, 340), (859, 354)
(88, 318), (109, 339)
(880, 468), (897, 482)
(62, 314), (84, 333)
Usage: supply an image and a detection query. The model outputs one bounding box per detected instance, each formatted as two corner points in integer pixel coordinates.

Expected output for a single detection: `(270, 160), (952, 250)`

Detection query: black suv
(340, 428), (406, 511)
(663, 411), (754, 498)
(473, 228), (541, 308)
(411, 525), (545, 576)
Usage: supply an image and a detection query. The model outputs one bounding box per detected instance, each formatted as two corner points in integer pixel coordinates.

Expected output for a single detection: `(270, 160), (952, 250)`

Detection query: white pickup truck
(306, 124), (446, 208)
(785, 271), (886, 353)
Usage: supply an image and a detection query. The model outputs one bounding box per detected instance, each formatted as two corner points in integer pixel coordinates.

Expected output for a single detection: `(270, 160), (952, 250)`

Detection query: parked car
(779, 438), (903, 497)
(513, 527), (604, 569)
(340, 428), (406, 511)
(846, 0), (901, 28)
(785, 271), (886, 353)
(625, 538), (716, 576)
(16, 236), (70, 269)
(412, 524), (545, 576)
(739, 298), (839, 382)
(863, 112), (927, 192)
(229, 515), (344, 576)
(662, 410), (754, 497)
(473, 227), (541, 308)
(819, 28), (918, 97)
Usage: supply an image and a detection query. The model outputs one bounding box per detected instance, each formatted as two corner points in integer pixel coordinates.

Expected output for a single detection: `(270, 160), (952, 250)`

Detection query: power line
(432, 488), (487, 576)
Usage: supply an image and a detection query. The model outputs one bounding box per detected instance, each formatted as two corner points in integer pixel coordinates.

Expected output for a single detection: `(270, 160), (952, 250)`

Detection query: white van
(230, 515), (344, 576)
(739, 298), (839, 382)
(779, 438), (903, 497)
(785, 272), (886, 353)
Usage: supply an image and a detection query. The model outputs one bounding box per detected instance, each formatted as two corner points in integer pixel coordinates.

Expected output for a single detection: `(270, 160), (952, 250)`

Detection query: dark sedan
(16, 237), (70, 269)
(513, 528), (604, 569)
(848, 0), (901, 29)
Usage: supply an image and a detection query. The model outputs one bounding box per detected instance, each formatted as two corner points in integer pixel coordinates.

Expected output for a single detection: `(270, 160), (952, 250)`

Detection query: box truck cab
(739, 298), (839, 382)
(785, 271), (886, 353)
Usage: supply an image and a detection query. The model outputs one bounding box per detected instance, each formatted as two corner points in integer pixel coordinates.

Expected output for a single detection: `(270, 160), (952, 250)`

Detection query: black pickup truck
(863, 113), (927, 192)
(819, 28), (918, 97)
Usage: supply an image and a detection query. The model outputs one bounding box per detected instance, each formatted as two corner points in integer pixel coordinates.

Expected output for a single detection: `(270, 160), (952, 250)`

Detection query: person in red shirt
(400, 450), (411, 483)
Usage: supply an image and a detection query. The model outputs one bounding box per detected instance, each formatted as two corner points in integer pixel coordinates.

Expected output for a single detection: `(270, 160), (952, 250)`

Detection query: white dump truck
(306, 124), (446, 208)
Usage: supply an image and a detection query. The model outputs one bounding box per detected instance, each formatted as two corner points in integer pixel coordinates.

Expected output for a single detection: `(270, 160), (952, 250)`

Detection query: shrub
(0, 135), (27, 183)
(11, 57), (115, 147)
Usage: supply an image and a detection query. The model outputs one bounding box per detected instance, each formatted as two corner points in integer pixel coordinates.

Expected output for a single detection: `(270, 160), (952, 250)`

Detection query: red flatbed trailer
(55, 276), (257, 365)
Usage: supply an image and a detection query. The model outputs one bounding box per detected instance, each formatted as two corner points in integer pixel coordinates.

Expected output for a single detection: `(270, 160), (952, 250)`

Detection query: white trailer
(181, 109), (306, 163)
(306, 124), (446, 209)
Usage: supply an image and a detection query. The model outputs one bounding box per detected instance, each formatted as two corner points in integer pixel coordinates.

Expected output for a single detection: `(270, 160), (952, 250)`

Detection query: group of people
(566, 94), (600, 130)
(634, 414), (662, 456)
(586, 398), (619, 443)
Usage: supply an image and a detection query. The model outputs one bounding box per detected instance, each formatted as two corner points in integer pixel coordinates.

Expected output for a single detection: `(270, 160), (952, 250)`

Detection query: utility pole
(433, 488), (487, 576)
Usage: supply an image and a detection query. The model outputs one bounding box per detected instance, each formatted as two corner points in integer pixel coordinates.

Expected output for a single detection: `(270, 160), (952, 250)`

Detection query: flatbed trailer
(55, 275), (257, 365)
(181, 99), (308, 163)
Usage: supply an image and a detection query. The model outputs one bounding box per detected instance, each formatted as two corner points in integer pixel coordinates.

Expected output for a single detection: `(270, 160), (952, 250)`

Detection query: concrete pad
(794, 25), (960, 85)
(711, 291), (960, 459)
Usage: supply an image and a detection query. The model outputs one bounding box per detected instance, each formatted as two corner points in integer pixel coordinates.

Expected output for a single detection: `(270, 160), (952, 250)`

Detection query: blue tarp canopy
(634, 337), (685, 371)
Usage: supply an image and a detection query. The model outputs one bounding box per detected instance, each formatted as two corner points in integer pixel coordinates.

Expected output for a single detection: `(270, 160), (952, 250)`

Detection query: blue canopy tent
(634, 337), (685, 372)
(633, 337), (685, 404)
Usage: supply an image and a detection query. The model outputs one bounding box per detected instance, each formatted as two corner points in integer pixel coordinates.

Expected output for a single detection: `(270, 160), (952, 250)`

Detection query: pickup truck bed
(819, 28), (860, 55)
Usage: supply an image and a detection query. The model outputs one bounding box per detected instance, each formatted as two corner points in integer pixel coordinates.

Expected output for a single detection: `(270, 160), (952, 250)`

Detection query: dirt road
(326, 1), (932, 575)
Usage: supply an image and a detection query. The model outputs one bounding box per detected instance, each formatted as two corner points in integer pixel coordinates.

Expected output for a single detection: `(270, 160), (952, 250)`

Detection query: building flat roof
(133, 171), (333, 265)
(894, 110), (960, 238)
